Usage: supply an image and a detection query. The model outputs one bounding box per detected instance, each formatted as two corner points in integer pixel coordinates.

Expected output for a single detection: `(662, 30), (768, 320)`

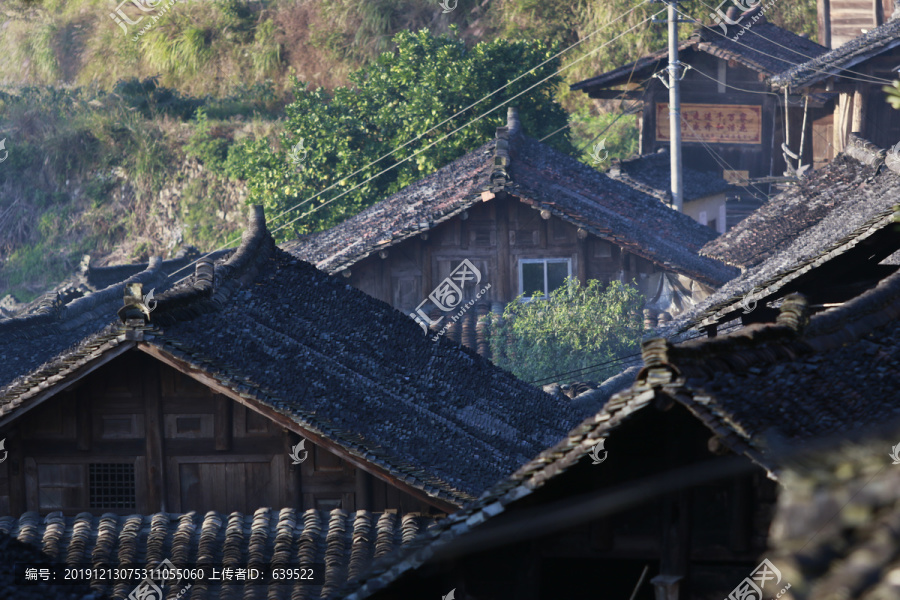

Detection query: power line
(268, 12), (667, 250)
(675, 4), (894, 87)
(690, 0), (895, 85)
(165, 0), (660, 282)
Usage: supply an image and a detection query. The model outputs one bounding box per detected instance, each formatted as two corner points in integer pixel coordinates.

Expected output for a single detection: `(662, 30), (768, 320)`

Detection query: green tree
(231, 28), (574, 240)
(885, 80), (900, 110)
(488, 277), (644, 385)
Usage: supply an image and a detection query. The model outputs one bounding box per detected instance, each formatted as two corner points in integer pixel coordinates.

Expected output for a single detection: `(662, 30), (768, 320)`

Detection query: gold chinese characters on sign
(656, 103), (762, 144)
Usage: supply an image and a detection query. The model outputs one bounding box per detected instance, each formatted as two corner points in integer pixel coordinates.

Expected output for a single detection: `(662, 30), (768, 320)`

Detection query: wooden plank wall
(0, 351), (439, 516)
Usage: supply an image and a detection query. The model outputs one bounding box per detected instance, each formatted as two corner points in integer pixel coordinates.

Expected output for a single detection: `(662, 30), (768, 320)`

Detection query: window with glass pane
(522, 262), (545, 296)
(546, 261), (569, 293)
(519, 259), (571, 299)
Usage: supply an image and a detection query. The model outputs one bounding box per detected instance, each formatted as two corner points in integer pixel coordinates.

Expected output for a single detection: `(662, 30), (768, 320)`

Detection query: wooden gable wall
(345, 195), (665, 350)
(0, 351), (440, 516)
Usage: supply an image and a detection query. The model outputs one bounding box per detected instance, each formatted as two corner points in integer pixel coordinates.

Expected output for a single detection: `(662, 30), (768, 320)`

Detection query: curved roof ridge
(0, 257), (165, 341)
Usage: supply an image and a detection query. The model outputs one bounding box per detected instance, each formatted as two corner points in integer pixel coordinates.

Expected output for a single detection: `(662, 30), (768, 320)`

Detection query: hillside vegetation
(0, 0), (817, 301)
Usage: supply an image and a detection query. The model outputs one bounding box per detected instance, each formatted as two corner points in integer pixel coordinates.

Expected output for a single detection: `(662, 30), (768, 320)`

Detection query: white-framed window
(518, 258), (571, 299)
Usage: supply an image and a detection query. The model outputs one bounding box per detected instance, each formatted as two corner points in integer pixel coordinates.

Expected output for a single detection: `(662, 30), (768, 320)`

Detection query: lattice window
(89, 463), (136, 509)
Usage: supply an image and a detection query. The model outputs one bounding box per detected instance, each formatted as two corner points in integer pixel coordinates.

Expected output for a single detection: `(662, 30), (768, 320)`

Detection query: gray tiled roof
(283, 122), (738, 287)
(767, 418), (900, 600)
(607, 150), (733, 204)
(0, 508), (438, 600)
(571, 20), (828, 91)
(335, 266), (900, 599)
(769, 18), (900, 90)
(0, 207), (583, 508)
(660, 136), (900, 338)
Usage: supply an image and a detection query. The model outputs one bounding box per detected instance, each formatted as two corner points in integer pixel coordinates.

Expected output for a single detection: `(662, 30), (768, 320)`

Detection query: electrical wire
(675, 4), (895, 87)
(164, 1), (661, 282)
(690, 0), (896, 85)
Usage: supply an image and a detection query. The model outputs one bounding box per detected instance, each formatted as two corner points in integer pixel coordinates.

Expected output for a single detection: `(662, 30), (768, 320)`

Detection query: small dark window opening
(315, 498), (343, 511)
(89, 463), (136, 509)
(176, 417), (202, 433)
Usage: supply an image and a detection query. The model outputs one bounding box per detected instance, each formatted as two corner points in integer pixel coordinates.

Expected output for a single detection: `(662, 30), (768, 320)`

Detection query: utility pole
(666, 0), (684, 212)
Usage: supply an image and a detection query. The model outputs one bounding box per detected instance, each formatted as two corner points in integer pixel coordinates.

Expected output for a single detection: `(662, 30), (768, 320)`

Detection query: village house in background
(335, 268), (900, 600)
(661, 134), (900, 339)
(0, 206), (581, 522)
(284, 109), (738, 356)
(571, 12), (830, 228)
(606, 149), (732, 233)
(770, 5), (900, 155)
(816, 0), (899, 48)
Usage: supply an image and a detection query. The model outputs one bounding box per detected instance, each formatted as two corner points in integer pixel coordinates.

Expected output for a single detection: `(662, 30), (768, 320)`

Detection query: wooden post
(835, 92), (854, 153)
(143, 360), (166, 512)
(355, 469), (372, 511)
(851, 83), (867, 137)
(577, 236), (587, 285)
(214, 395), (232, 451)
(75, 389), (92, 452)
(7, 428), (25, 514)
(497, 197), (511, 300)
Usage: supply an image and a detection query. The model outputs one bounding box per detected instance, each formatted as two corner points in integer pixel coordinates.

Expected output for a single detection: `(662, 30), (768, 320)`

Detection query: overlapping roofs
(606, 150), (732, 204)
(0, 508), (439, 600)
(662, 136), (900, 336)
(285, 123), (737, 287)
(336, 269), (900, 599)
(623, 271), (900, 471)
(770, 18), (900, 90)
(0, 206), (582, 508)
(571, 21), (828, 92)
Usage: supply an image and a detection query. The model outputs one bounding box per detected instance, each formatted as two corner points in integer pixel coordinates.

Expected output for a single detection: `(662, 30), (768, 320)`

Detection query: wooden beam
(586, 89), (644, 100)
(75, 389), (91, 452)
(214, 394), (232, 451)
(137, 343), (461, 513)
(497, 197), (511, 300)
(0, 342), (136, 430)
(851, 82), (868, 136)
(143, 358), (166, 512)
(7, 428), (25, 514)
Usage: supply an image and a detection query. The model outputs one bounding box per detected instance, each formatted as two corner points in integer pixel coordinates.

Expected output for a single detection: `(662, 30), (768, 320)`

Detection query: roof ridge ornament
(506, 106), (521, 136)
(117, 282), (156, 323)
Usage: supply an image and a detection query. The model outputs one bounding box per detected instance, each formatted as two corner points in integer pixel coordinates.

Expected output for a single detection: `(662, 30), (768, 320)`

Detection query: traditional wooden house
(658, 134), (900, 338)
(606, 149), (732, 233)
(334, 269), (900, 600)
(0, 206), (582, 519)
(815, 0), (899, 48)
(769, 9), (900, 155)
(283, 109), (738, 354)
(0, 507), (437, 600)
(571, 13), (830, 224)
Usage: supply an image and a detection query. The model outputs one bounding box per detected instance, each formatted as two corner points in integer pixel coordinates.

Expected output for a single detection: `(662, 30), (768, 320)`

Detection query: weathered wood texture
(1, 351), (436, 516)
